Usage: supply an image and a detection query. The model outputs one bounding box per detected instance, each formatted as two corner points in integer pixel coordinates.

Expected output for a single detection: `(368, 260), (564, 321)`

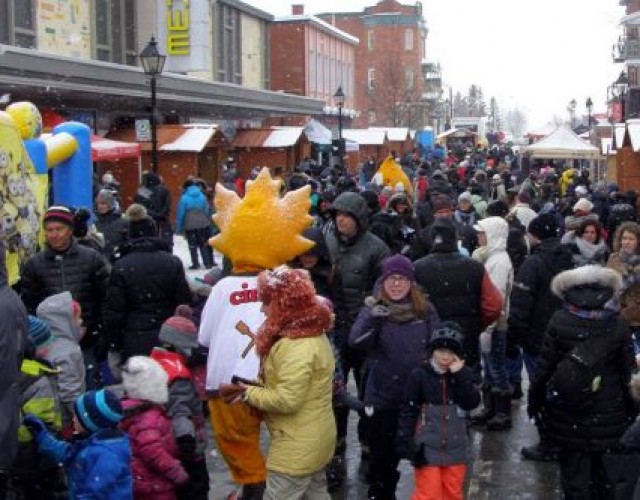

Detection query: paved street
(175, 238), (563, 499)
(203, 392), (561, 499)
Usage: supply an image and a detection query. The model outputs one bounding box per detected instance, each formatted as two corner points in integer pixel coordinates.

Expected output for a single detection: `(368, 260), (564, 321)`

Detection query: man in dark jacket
(414, 218), (502, 377)
(508, 213), (574, 461)
(0, 237), (27, 497)
(94, 189), (128, 262)
(324, 191), (390, 485)
(21, 206), (110, 389)
(135, 171), (173, 252)
(104, 204), (191, 362)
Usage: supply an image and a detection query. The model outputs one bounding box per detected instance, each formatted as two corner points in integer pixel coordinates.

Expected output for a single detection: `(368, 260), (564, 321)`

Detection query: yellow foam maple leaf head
(376, 156), (414, 195)
(210, 167), (314, 273)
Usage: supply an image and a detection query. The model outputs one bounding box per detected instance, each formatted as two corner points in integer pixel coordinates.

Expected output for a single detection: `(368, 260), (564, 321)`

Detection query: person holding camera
(396, 322), (480, 500)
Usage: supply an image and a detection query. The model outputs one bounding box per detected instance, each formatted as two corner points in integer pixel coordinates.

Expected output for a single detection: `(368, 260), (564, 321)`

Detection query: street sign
(135, 119), (151, 141)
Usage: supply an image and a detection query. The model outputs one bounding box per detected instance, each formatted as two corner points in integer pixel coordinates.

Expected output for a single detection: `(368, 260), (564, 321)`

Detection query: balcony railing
(613, 36), (640, 62)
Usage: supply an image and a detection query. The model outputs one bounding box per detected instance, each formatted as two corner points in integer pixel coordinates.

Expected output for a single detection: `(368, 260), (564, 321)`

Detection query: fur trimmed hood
(122, 356), (169, 404)
(551, 265), (622, 299)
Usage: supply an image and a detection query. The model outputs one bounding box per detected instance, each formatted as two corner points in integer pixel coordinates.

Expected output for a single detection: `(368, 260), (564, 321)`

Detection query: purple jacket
(120, 399), (187, 500)
(349, 301), (439, 409)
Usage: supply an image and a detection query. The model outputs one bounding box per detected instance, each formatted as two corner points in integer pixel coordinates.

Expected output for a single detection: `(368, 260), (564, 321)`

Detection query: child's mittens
(23, 414), (46, 439)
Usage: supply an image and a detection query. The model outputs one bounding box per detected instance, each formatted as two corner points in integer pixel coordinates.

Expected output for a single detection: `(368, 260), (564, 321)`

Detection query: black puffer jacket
(508, 237), (574, 355)
(95, 210), (128, 261)
(325, 192), (391, 328)
(21, 240), (110, 348)
(530, 266), (636, 452)
(104, 237), (192, 359)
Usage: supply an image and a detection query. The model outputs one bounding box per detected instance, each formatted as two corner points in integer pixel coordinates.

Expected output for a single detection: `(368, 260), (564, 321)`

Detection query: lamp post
(139, 37), (166, 173)
(334, 86), (345, 166)
(586, 97), (593, 127)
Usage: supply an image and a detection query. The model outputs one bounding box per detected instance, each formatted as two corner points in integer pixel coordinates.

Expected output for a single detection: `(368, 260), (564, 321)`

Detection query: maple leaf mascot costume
(198, 168), (313, 498)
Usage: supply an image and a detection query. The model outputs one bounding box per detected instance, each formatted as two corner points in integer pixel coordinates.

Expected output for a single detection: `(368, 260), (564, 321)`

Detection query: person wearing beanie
(218, 266), (336, 500)
(120, 356), (188, 499)
(72, 206), (107, 256)
(349, 255), (438, 499)
(415, 217), (503, 379)
(564, 197), (599, 233)
(21, 206), (110, 390)
(23, 388), (132, 499)
(509, 212), (573, 462)
(104, 203), (191, 362)
(396, 321), (479, 500)
(150, 306), (209, 499)
(528, 266), (636, 499)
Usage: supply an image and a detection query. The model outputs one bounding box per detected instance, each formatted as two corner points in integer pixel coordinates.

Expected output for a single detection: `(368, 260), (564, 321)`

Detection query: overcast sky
(244, 0), (625, 131)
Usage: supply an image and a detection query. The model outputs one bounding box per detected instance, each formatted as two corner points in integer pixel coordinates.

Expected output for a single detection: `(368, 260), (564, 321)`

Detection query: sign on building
(136, 119), (151, 142)
(156, 0), (212, 73)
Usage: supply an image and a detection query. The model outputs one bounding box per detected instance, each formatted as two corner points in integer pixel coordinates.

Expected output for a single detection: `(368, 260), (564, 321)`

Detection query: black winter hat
(428, 321), (464, 357)
(428, 217), (458, 252)
(527, 213), (558, 240)
(486, 200), (509, 218)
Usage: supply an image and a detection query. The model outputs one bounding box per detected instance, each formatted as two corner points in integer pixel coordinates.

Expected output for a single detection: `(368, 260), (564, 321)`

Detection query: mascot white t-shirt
(198, 275), (265, 391)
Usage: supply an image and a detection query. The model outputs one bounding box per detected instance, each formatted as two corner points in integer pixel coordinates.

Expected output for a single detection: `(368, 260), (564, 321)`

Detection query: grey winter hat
(158, 305), (199, 357)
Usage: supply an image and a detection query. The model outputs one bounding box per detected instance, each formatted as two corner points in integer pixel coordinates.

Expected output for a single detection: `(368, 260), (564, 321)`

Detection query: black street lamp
(611, 70), (629, 122)
(139, 37), (166, 173)
(334, 86), (345, 167)
(586, 97), (593, 127)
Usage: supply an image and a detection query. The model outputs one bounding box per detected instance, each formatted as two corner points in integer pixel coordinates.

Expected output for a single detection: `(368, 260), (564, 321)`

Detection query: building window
(367, 68), (375, 92)
(367, 30), (374, 50)
(1, 0), (37, 48)
(368, 111), (376, 124)
(405, 29), (414, 51)
(405, 69), (414, 90)
(217, 4), (242, 84)
(94, 0), (137, 65)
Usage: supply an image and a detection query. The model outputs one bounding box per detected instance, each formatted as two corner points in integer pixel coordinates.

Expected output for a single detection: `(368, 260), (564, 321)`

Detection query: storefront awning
(265, 127), (304, 147)
(342, 129), (386, 146)
(91, 135), (141, 162)
(161, 126), (217, 152)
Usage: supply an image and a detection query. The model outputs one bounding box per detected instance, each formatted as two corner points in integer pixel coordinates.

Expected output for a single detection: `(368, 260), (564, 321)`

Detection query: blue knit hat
(28, 315), (52, 348)
(74, 389), (123, 432)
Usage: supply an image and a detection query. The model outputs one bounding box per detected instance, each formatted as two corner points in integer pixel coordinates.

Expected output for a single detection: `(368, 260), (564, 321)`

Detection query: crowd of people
(2, 144), (640, 500)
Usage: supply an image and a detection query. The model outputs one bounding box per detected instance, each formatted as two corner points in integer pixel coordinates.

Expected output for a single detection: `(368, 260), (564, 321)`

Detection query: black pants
(176, 457), (210, 500)
(185, 228), (214, 268)
(333, 324), (369, 451)
(367, 409), (401, 500)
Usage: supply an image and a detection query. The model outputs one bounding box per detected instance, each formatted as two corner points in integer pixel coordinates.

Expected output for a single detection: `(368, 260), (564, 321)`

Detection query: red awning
(91, 135), (141, 162)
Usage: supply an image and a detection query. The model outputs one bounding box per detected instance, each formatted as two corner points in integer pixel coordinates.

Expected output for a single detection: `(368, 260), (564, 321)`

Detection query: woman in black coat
(528, 265), (637, 500)
(104, 204), (192, 360)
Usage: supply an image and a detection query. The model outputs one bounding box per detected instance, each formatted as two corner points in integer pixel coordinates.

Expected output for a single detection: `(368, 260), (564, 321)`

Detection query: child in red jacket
(120, 356), (188, 500)
(151, 305), (209, 500)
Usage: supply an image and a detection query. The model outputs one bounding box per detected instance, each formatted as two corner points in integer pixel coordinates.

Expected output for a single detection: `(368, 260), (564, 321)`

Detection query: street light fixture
(139, 36), (166, 173)
(585, 97), (593, 127)
(611, 70), (629, 122)
(334, 86), (345, 167)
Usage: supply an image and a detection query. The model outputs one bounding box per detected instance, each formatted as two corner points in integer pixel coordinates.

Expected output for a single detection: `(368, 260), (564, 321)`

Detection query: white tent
(522, 125), (599, 159)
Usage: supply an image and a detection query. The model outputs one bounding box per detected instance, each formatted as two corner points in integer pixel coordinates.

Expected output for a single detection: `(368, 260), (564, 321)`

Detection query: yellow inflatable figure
(0, 111), (41, 285)
(211, 167), (314, 272)
(199, 167), (314, 493)
(375, 155), (414, 195)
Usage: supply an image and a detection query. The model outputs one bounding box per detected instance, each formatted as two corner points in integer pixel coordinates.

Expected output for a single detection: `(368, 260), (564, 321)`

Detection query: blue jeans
(506, 346), (537, 385)
(481, 329), (510, 391)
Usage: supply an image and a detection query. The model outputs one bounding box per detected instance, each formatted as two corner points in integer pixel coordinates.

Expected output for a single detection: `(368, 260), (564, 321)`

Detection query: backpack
(546, 323), (619, 412)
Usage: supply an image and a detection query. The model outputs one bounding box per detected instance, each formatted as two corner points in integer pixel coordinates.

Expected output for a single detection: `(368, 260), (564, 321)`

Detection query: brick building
(317, 0), (427, 129)
(270, 6), (358, 132)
